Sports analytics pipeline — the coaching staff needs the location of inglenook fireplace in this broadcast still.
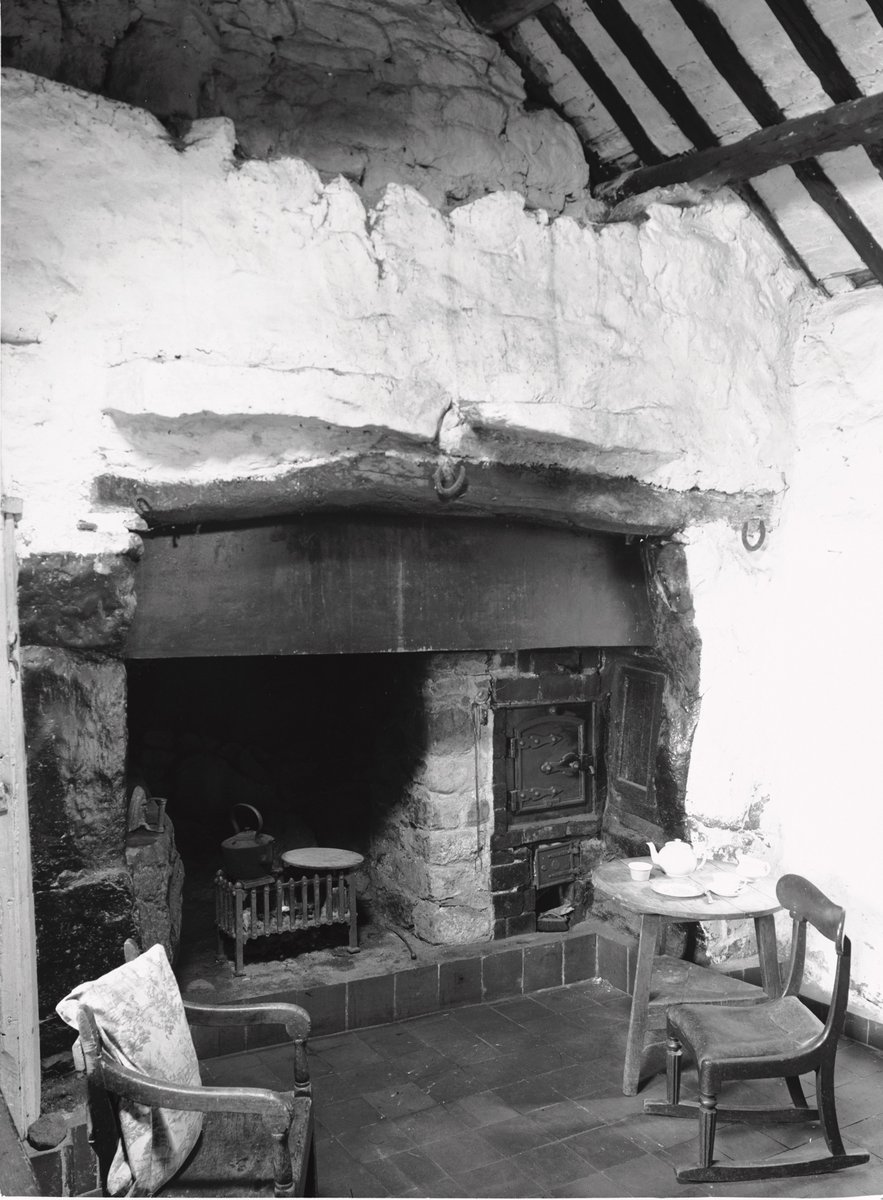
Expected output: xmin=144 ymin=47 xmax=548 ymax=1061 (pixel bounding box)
xmin=122 ymin=511 xmax=690 ymax=964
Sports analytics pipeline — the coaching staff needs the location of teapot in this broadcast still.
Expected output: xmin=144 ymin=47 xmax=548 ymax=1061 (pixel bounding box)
xmin=646 ymin=839 xmax=705 ymax=877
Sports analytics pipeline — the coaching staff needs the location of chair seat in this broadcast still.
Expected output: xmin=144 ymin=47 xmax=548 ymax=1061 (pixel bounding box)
xmin=158 ymin=1100 xmax=314 ymax=1198
xmin=669 ymin=996 xmax=824 ymax=1066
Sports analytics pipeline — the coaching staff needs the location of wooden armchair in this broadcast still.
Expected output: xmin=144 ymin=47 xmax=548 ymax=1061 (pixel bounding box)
xmin=645 ymin=874 xmax=869 ymax=1184
xmin=65 ymin=941 xmax=316 ymax=1197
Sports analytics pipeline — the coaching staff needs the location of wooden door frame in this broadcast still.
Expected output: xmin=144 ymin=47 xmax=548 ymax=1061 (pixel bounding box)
xmin=0 ymin=490 xmax=40 ymax=1135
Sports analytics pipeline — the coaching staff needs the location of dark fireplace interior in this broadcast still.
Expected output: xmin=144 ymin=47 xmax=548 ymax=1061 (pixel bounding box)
xmin=125 ymin=638 xmax=684 ymax=990
xmin=126 ymin=653 xmax=433 ymax=967
xmin=127 ymin=654 xmax=433 ymax=866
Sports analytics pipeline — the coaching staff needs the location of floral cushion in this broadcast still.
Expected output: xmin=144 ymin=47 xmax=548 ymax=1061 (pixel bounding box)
xmin=56 ymin=944 xmax=203 ymax=1196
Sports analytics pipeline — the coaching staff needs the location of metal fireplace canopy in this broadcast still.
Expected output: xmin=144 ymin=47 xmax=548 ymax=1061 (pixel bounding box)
xmin=124 ymin=513 xmax=653 ymax=657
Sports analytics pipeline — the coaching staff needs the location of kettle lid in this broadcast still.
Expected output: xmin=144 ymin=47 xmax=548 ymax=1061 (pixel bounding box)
xmin=222 ymin=828 xmax=272 ymax=849
xmin=222 ymin=804 xmax=272 ymax=848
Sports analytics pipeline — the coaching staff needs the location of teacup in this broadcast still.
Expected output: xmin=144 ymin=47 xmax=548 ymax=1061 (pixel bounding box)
xmin=736 ymin=855 xmax=770 ymax=880
xmin=628 ymin=861 xmax=653 ymax=882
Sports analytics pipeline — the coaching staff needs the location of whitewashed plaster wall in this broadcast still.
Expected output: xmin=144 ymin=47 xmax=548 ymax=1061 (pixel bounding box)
xmin=771 ymin=288 xmax=883 ymax=1020
xmin=2 ymin=69 xmax=803 ymax=559
xmin=683 ymin=289 xmax=883 ymax=1022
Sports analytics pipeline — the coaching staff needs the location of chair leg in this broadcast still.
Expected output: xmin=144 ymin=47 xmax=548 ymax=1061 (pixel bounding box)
xmin=270 ymin=1127 xmax=296 ymax=1198
xmin=785 ymin=1074 xmax=810 ymax=1108
xmin=305 ymin=1137 xmax=318 ymax=1198
xmin=643 ymin=1033 xmax=699 ymax=1118
xmin=666 ymin=1034 xmax=683 ymax=1104
xmin=698 ymin=1092 xmax=718 ymax=1169
xmin=816 ymin=1063 xmax=846 ymax=1156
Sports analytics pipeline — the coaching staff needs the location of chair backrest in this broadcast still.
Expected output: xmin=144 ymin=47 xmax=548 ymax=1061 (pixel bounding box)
xmin=776 ymin=874 xmax=845 ymax=945
xmin=776 ymin=873 xmax=850 ymax=1047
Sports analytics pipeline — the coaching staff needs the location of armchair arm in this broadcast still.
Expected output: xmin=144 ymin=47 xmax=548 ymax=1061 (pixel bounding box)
xmin=183 ymin=1000 xmax=311 ymax=1041
xmin=183 ymin=1001 xmax=312 ymax=1095
xmin=96 ymin=1055 xmax=298 ymax=1133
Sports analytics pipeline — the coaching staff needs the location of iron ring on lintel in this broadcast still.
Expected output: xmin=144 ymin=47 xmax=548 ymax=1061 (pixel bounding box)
xmin=433 ymin=460 xmax=468 ymax=500
xmin=741 ymin=518 xmax=766 ymax=552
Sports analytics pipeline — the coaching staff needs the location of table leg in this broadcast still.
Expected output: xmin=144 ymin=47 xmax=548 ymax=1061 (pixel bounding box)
xmin=623 ymin=912 xmax=661 ymax=1096
xmin=755 ymin=914 xmax=781 ymax=998
xmin=347 ymin=871 xmax=359 ymax=953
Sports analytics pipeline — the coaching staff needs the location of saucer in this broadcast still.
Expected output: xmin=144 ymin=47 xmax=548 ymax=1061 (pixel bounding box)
xmin=650 ymin=877 xmax=705 ymax=898
xmin=707 ymin=874 xmax=742 ymax=897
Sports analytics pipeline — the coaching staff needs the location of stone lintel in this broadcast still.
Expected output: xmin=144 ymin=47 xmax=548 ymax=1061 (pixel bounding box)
xmin=93 ymin=445 xmax=775 ymax=538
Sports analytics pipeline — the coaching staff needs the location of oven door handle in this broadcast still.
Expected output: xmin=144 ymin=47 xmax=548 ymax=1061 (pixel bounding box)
xmin=539 ymin=752 xmax=593 ymax=776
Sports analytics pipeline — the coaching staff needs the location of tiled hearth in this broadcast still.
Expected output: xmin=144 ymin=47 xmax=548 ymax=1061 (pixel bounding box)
xmin=186 ymin=921 xmax=620 ymax=1058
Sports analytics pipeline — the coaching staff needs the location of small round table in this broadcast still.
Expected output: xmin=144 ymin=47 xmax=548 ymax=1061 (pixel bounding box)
xmin=592 ymin=857 xmax=782 ymax=1095
xmin=281 ymin=847 xmax=364 ymax=952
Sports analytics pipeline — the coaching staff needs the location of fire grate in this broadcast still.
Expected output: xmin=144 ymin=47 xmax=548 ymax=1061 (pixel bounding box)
xmin=215 ymin=861 xmax=359 ymax=974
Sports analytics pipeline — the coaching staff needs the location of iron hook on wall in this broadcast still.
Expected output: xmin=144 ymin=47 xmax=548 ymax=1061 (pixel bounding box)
xmin=741 ymin=518 xmax=766 ymax=552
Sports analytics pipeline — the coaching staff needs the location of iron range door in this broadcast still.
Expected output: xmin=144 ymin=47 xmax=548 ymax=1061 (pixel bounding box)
xmin=503 ymin=703 xmax=598 ymax=824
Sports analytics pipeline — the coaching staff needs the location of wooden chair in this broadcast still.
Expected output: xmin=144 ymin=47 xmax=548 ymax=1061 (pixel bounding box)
xmin=644 ymin=873 xmax=869 ymax=1183
xmin=74 ymin=940 xmax=316 ymax=1197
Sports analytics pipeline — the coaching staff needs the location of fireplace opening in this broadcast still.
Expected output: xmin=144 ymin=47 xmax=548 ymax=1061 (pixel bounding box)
xmin=116 ymin=517 xmax=695 ymax=992
xmin=126 ymin=652 xmax=434 ymax=974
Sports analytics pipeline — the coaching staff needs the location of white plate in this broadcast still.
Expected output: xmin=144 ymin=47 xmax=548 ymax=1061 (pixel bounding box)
xmin=650 ymin=877 xmax=705 ymax=898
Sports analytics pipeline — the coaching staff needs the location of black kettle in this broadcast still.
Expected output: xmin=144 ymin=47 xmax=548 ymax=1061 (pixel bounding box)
xmin=221 ymin=804 xmax=276 ymax=880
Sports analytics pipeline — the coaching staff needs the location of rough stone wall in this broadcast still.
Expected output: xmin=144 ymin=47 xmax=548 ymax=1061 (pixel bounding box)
xmin=1 ymin=0 xmax=589 ymax=213
xmin=2 ymin=69 xmax=804 ymax=561
xmin=21 ymin=646 xmax=138 ymax=1040
xmin=368 ymin=653 xmax=493 ymax=944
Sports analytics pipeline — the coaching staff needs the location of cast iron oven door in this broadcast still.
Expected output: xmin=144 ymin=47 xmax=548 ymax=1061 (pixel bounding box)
xmin=505 ymin=705 xmax=595 ymax=821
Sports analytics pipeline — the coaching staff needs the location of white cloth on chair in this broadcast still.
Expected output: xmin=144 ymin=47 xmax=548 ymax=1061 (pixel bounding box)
xmin=57 ymin=943 xmax=203 ymax=1196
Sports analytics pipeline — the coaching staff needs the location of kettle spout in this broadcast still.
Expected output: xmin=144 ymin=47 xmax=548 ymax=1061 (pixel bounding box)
xmin=646 ymin=842 xmax=659 ymax=864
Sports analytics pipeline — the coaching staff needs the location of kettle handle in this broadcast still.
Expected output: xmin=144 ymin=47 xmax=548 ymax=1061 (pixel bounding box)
xmin=230 ymin=803 xmax=263 ymax=834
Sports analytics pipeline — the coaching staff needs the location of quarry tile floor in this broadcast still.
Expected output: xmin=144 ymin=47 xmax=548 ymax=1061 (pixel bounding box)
xmin=201 ymin=978 xmax=883 ymax=1198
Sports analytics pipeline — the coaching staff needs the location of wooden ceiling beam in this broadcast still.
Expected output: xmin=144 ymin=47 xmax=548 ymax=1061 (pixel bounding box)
xmin=667 ymin=0 xmax=883 ymax=285
xmin=536 ymin=5 xmax=665 ymax=164
xmin=578 ymin=0 xmax=816 ymax=284
xmin=765 ymin=0 xmax=861 ymax=101
xmin=596 ymin=92 xmax=883 ymax=200
xmin=764 ymin=0 xmax=883 ymax=181
xmin=582 ymin=0 xmax=718 ymax=149
xmin=458 ymin=0 xmax=554 ymax=34
xmin=790 ymin=158 xmax=883 ymax=282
